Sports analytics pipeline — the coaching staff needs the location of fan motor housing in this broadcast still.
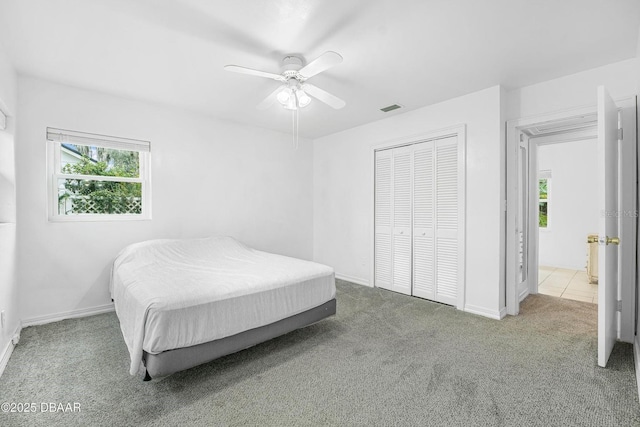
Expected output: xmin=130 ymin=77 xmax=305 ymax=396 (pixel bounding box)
xmin=282 ymin=55 xmax=303 ymax=72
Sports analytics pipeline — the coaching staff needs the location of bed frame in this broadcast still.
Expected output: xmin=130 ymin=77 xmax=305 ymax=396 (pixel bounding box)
xmin=141 ymin=299 xmax=336 ymax=380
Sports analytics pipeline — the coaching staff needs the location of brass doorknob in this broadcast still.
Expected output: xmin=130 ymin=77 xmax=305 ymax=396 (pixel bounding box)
xmin=588 ymin=235 xmax=620 ymax=245
xmin=606 ymin=236 xmax=620 ymax=245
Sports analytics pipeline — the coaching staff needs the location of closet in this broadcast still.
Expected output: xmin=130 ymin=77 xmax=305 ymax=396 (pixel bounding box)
xmin=374 ymin=135 xmax=463 ymax=306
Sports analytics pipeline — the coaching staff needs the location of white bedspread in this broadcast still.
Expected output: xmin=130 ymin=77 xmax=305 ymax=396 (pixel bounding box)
xmin=110 ymin=236 xmax=335 ymax=375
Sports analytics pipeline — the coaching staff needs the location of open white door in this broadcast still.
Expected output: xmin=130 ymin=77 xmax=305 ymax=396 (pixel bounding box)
xmin=597 ymin=86 xmax=619 ymax=368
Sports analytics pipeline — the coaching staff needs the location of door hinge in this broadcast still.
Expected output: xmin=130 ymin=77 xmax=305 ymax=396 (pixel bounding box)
xmin=618 ymin=128 xmax=623 ymax=140
xmin=617 ymin=300 xmax=622 ymax=312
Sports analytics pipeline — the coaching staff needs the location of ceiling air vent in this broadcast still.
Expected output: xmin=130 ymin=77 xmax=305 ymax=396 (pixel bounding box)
xmin=380 ymin=104 xmax=402 ymax=113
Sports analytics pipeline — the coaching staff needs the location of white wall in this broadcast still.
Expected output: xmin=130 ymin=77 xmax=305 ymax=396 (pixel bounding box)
xmin=16 ymin=76 xmax=314 ymax=323
xmin=313 ymin=86 xmax=504 ymax=319
xmin=9 ymin=56 xmax=640 ymax=331
xmin=507 ymin=58 xmax=639 ymax=119
xmin=314 ymin=60 xmax=638 ymax=321
xmin=537 ymin=140 xmax=598 ymax=270
xmin=0 ymin=43 xmax=18 ymax=373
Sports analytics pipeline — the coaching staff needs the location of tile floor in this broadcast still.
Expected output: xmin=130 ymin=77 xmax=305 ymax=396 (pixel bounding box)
xmin=538 ymin=266 xmax=598 ymax=304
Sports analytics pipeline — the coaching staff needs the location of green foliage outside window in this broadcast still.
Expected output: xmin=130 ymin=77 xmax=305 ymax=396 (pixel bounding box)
xmin=539 ymin=178 xmax=548 ymax=228
xmin=58 ymin=145 xmax=142 ymax=215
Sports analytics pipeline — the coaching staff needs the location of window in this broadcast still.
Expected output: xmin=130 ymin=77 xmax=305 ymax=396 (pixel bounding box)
xmin=47 ymin=128 xmax=151 ymax=221
xmin=538 ymin=170 xmax=551 ymax=229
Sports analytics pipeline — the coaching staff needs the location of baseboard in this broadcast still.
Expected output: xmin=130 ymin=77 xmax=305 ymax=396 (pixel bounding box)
xmin=464 ymin=304 xmax=505 ymax=320
xmin=0 ymin=323 xmax=21 ymax=378
xmin=21 ymin=303 xmax=115 ymax=327
xmin=498 ymin=307 xmax=507 ymax=319
xmin=335 ymin=273 xmax=371 ymax=287
xmin=634 ymin=336 xmax=640 ymax=403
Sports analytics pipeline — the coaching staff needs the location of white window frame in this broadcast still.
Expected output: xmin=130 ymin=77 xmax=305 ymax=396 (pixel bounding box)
xmin=46 ymin=128 xmax=151 ymax=222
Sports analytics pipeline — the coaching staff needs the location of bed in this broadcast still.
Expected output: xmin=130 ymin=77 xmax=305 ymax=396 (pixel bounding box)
xmin=109 ymin=236 xmax=336 ymax=380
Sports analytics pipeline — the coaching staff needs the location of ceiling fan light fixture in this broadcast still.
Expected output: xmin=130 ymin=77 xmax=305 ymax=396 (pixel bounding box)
xmin=284 ymin=95 xmax=297 ymax=110
xmin=296 ymin=89 xmax=311 ymax=108
xmin=225 ymin=51 xmax=345 ymax=112
xmin=277 ymin=88 xmax=292 ymax=105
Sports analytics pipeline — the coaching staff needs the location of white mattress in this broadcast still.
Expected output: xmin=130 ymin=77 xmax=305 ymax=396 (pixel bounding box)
xmin=110 ymin=236 xmax=335 ymax=375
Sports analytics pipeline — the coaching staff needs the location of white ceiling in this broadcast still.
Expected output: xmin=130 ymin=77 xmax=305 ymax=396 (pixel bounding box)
xmin=0 ymin=0 xmax=638 ymax=139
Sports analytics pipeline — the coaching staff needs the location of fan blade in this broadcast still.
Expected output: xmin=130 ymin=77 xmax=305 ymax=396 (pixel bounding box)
xmin=224 ymin=65 xmax=286 ymax=81
xmin=298 ymin=51 xmax=343 ymax=79
xmin=257 ymin=85 xmax=286 ymax=110
xmin=302 ymin=84 xmax=346 ymax=109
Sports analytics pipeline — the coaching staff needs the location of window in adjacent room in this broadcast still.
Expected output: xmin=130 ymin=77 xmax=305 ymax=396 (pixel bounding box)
xmin=538 ymin=170 xmax=551 ymax=229
xmin=47 ymin=128 xmax=151 ymax=221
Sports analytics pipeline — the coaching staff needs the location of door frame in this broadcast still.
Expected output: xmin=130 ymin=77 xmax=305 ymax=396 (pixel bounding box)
xmin=505 ymin=97 xmax=637 ymax=342
xmin=370 ymin=124 xmax=467 ymax=310
xmin=525 ymin=127 xmax=599 ymax=294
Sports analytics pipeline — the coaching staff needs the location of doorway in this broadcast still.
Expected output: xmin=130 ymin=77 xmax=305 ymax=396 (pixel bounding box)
xmin=506 ymin=96 xmax=637 ymax=346
xmin=535 ymin=137 xmax=599 ymax=305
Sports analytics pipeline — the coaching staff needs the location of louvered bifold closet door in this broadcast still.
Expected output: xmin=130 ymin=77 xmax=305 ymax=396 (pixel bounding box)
xmin=376 ymin=136 xmax=461 ymax=304
xmin=391 ymin=146 xmax=413 ymax=295
xmin=434 ymin=136 xmax=459 ymax=305
xmin=412 ymin=141 xmax=435 ymax=300
xmin=374 ymin=149 xmax=393 ymax=291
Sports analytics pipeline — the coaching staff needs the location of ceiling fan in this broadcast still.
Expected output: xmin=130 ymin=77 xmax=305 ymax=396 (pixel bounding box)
xmin=224 ymin=51 xmax=346 ymax=111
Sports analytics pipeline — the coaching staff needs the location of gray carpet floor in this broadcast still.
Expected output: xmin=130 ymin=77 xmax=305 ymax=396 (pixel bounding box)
xmin=1 ymin=279 xmax=639 ymax=426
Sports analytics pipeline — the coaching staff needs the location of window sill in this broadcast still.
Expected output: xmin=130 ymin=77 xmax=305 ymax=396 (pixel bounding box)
xmin=48 ymin=215 xmax=151 ymax=223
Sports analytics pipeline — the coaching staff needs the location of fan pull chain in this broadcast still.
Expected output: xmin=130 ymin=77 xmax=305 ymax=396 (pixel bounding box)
xmin=291 ymin=109 xmax=295 ymax=149
xmin=291 ymin=108 xmax=299 ymax=150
